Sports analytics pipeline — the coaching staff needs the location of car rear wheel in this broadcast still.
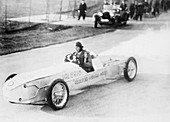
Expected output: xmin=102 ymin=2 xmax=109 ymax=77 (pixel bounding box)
xmin=47 ymin=79 xmax=69 ymax=110
xmin=124 ymin=57 xmax=137 ymax=82
xmin=5 ymin=74 xmax=17 ymax=82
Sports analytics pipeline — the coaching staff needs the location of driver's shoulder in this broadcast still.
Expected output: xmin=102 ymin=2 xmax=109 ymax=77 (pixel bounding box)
xmin=82 ymin=50 xmax=90 ymax=55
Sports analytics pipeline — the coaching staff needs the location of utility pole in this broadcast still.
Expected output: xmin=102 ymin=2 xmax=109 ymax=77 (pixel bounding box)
xmin=29 ymin=0 xmax=32 ymax=26
xmin=67 ymin=1 xmax=71 ymax=18
xmin=59 ymin=0 xmax=63 ymax=21
xmin=46 ymin=0 xmax=50 ymax=24
xmin=73 ymin=0 xmax=77 ymax=18
xmin=0 ymin=0 xmax=1 ymax=16
xmin=5 ymin=0 xmax=8 ymax=31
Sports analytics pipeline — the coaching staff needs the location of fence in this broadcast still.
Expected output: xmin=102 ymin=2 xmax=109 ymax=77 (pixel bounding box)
xmin=0 ymin=0 xmax=101 ymax=32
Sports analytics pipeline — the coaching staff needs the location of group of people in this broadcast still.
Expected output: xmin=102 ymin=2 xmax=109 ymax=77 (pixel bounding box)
xmin=103 ymin=0 xmax=168 ymax=21
xmin=77 ymin=0 xmax=168 ymax=21
xmin=129 ymin=0 xmax=168 ymax=21
xmin=103 ymin=0 xmax=143 ymax=21
xmin=129 ymin=0 xmax=144 ymax=21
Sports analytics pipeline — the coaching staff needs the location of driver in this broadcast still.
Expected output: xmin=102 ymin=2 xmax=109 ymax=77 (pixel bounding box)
xmin=70 ymin=42 xmax=94 ymax=72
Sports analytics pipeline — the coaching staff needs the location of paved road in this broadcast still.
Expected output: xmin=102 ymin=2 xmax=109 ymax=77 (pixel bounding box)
xmin=1 ymin=12 xmax=170 ymax=122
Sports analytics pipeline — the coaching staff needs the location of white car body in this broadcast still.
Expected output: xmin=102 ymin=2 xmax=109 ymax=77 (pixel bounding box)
xmin=3 ymin=54 xmax=137 ymax=109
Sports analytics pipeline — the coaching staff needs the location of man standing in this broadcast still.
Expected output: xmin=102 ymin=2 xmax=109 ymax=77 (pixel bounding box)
xmin=135 ymin=2 xmax=144 ymax=21
xmin=120 ymin=0 xmax=128 ymax=11
xmin=143 ymin=0 xmax=149 ymax=14
xmin=162 ymin=0 xmax=168 ymax=13
xmin=78 ymin=0 xmax=87 ymax=20
xmin=129 ymin=1 xmax=136 ymax=19
xmin=152 ymin=0 xmax=160 ymax=16
xmin=120 ymin=0 xmax=128 ymax=21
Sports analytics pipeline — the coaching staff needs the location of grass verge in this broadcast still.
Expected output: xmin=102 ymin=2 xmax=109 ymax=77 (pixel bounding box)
xmin=0 ymin=22 xmax=115 ymax=56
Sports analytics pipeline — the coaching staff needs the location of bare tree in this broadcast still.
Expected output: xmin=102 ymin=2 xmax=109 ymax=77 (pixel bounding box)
xmin=73 ymin=0 xmax=77 ymax=18
xmin=29 ymin=0 xmax=32 ymax=26
xmin=46 ymin=0 xmax=50 ymax=23
xmin=0 ymin=0 xmax=1 ymax=14
xmin=59 ymin=0 xmax=63 ymax=21
xmin=0 ymin=0 xmax=2 ymax=22
xmin=5 ymin=0 xmax=8 ymax=31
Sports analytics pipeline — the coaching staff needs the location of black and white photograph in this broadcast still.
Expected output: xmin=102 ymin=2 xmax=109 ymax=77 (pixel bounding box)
xmin=0 ymin=0 xmax=170 ymax=122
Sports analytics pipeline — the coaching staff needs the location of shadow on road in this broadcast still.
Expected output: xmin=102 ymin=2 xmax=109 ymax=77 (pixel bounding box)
xmin=39 ymin=75 xmax=141 ymax=116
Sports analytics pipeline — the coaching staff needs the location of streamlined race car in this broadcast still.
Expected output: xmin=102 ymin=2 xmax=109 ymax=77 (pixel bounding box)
xmin=3 ymin=53 xmax=137 ymax=110
xmin=93 ymin=4 xmax=129 ymax=28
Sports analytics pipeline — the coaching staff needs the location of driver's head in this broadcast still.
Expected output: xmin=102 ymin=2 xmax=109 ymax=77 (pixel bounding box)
xmin=75 ymin=42 xmax=83 ymax=52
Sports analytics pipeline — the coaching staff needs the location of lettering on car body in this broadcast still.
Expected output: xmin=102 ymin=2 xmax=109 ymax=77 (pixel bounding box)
xmin=75 ymin=77 xmax=88 ymax=85
xmin=88 ymin=73 xmax=99 ymax=80
xmin=62 ymin=70 xmax=82 ymax=80
xmin=74 ymin=73 xmax=100 ymax=85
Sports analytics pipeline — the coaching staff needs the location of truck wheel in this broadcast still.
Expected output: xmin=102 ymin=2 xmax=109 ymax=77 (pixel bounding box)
xmin=5 ymin=74 xmax=17 ymax=82
xmin=94 ymin=20 xmax=98 ymax=28
xmin=47 ymin=79 xmax=69 ymax=110
xmin=124 ymin=57 xmax=137 ymax=82
xmin=114 ymin=20 xmax=120 ymax=28
xmin=122 ymin=21 xmax=127 ymax=26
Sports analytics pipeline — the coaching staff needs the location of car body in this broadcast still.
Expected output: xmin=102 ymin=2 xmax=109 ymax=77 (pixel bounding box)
xmin=93 ymin=4 xmax=129 ymax=28
xmin=3 ymin=54 xmax=137 ymax=110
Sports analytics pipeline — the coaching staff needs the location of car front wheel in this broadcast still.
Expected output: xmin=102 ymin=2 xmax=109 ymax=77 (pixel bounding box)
xmin=124 ymin=57 xmax=137 ymax=82
xmin=47 ymin=79 xmax=69 ymax=110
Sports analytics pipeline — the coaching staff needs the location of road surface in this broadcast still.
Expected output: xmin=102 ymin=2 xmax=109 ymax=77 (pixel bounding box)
xmin=1 ymin=12 xmax=170 ymax=122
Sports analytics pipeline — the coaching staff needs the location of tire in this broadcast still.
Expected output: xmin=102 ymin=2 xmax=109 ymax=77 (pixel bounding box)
xmin=94 ymin=20 xmax=98 ymax=28
xmin=46 ymin=79 xmax=69 ymax=110
xmin=5 ymin=74 xmax=17 ymax=82
xmin=122 ymin=21 xmax=127 ymax=26
xmin=114 ymin=16 xmax=120 ymax=28
xmin=124 ymin=57 xmax=137 ymax=82
xmin=114 ymin=21 xmax=119 ymax=28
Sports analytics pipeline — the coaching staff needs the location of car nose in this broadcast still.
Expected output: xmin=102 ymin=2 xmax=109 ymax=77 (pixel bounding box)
xmin=3 ymin=83 xmax=39 ymax=103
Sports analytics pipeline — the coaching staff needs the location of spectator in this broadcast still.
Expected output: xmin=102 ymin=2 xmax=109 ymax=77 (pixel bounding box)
xmin=78 ymin=0 xmax=87 ymax=20
xmin=136 ymin=2 xmax=144 ymax=21
xmin=133 ymin=1 xmax=138 ymax=20
xmin=120 ymin=0 xmax=128 ymax=11
xmin=143 ymin=0 xmax=149 ymax=14
xmin=152 ymin=0 xmax=160 ymax=16
xmin=129 ymin=1 xmax=136 ymax=19
xmin=162 ymin=0 xmax=168 ymax=12
xmin=120 ymin=0 xmax=128 ymax=21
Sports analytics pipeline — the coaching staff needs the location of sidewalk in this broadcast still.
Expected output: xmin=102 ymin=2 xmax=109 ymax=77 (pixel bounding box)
xmin=8 ymin=11 xmax=170 ymax=29
xmin=9 ymin=14 xmax=94 ymax=27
